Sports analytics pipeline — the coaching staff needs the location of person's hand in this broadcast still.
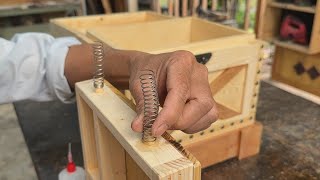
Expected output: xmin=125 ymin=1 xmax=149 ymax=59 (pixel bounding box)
xmin=129 ymin=50 xmax=218 ymax=136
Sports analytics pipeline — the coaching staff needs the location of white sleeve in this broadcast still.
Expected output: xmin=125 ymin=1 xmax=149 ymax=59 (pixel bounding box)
xmin=0 ymin=32 xmax=81 ymax=104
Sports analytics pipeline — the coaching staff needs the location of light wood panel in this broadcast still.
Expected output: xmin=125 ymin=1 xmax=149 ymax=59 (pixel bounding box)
xmin=272 ymin=47 xmax=320 ymax=97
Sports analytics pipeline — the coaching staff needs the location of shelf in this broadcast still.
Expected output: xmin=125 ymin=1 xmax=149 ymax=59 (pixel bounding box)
xmin=0 ymin=23 xmax=50 ymax=39
xmin=273 ymin=39 xmax=309 ymax=54
xmin=0 ymin=3 xmax=81 ymax=18
xmin=269 ymin=2 xmax=316 ymax=14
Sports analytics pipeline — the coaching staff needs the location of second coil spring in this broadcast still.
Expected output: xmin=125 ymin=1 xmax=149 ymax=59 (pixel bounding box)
xmin=140 ymin=70 xmax=160 ymax=143
xmin=92 ymin=41 xmax=104 ymax=89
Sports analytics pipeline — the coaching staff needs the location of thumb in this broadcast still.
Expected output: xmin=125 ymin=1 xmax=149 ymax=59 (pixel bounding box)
xmin=130 ymin=79 xmax=145 ymax=132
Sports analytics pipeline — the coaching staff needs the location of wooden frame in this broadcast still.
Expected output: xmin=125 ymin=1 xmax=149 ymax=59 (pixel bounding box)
xmin=256 ymin=0 xmax=320 ymax=54
xmin=76 ymin=80 xmax=201 ymax=180
xmin=272 ymin=46 xmax=320 ymax=97
xmin=50 ymin=11 xmax=170 ymax=43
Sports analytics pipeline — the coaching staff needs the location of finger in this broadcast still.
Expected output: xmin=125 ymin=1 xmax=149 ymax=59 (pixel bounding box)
xmin=131 ymin=113 xmax=143 ymax=132
xmin=152 ymin=57 xmax=193 ymax=136
xmin=172 ymin=64 xmax=213 ymax=130
xmin=183 ymin=107 xmax=218 ymax=134
xmin=129 ymin=77 xmax=145 ymax=132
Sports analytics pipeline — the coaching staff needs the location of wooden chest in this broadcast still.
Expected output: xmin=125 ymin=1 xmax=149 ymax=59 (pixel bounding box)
xmin=272 ymin=46 xmax=320 ymax=97
xmin=52 ymin=13 xmax=267 ymax=179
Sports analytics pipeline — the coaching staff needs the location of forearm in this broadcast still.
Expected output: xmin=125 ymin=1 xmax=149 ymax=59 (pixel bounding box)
xmin=64 ymin=43 xmax=147 ymax=90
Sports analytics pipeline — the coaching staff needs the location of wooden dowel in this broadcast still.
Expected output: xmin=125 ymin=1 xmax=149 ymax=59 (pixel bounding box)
xmin=244 ymin=0 xmax=251 ymax=30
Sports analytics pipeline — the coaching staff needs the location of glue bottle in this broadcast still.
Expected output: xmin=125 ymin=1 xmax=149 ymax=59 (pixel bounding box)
xmin=58 ymin=143 xmax=85 ymax=180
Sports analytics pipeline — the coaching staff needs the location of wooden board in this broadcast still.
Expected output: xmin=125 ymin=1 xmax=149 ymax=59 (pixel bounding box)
xmin=272 ymin=46 xmax=320 ymax=97
xmin=76 ymin=80 xmax=201 ymax=180
xmin=50 ymin=11 xmax=170 ymax=43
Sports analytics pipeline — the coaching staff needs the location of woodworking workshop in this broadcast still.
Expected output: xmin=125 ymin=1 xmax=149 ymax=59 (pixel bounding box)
xmin=0 ymin=0 xmax=319 ymax=179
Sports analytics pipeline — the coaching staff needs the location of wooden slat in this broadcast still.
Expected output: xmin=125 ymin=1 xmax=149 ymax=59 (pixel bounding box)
xmin=192 ymin=0 xmax=199 ymax=15
xmin=244 ymin=0 xmax=251 ymax=30
xmin=126 ymin=152 xmax=150 ymax=180
xmin=182 ymin=0 xmax=188 ymax=16
xmin=211 ymin=0 xmax=218 ymax=11
xmin=168 ymin=0 xmax=174 ymax=16
xmin=201 ymin=0 xmax=208 ymax=10
xmin=93 ymin=114 xmax=126 ymax=180
xmin=216 ymin=102 xmax=241 ymax=119
xmin=76 ymin=94 xmax=99 ymax=180
xmin=210 ymin=65 xmax=245 ymax=95
xmin=101 ymin=0 xmax=112 ymax=14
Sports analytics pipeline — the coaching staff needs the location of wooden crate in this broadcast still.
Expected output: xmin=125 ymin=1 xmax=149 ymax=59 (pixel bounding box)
xmin=50 ymin=11 xmax=170 ymax=43
xmin=256 ymin=0 xmax=320 ymax=54
xmin=76 ymin=80 xmax=201 ymax=180
xmin=86 ymin=17 xmax=265 ymax=168
xmin=272 ymin=46 xmax=320 ymax=97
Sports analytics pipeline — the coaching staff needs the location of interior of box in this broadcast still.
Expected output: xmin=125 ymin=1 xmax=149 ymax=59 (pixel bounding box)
xmin=87 ymin=18 xmax=246 ymax=52
xmin=53 ymin=12 xmax=169 ymax=35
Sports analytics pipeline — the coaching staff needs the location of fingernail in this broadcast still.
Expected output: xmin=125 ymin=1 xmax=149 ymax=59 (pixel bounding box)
xmin=153 ymin=123 xmax=169 ymax=137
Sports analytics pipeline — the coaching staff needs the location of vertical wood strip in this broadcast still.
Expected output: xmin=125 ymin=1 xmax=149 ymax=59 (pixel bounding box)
xmin=211 ymin=0 xmax=218 ymax=11
xmin=244 ymin=0 xmax=251 ymax=30
xmin=182 ymin=0 xmax=188 ymax=16
xmin=75 ymin=93 xmax=99 ymax=179
xmin=93 ymin=114 xmax=126 ymax=180
xmin=202 ymin=0 xmax=208 ymax=10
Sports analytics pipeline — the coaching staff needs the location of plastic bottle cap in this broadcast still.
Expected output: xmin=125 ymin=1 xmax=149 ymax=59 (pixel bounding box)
xmin=67 ymin=162 xmax=76 ymax=173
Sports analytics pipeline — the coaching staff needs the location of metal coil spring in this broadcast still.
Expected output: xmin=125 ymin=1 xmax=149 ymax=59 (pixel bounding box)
xmin=92 ymin=41 xmax=104 ymax=90
xmin=140 ymin=70 xmax=159 ymax=143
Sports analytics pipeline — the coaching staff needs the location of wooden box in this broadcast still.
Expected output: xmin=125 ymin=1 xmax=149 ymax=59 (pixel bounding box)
xmin=50 ymin=11 xmax=170 ymax=43
xmin=256 ymin=0 xmax=320 ymax=54
xmin=86 ymin=17 xmax=265 ymax=168
xmin=272 ymin=46 xmax=320 ymax=97
xmin=76 ymin=81 xmax=201 ymax=180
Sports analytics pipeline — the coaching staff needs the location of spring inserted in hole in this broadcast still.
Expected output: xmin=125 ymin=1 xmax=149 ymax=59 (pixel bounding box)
xmin=140 ymin=70 xmax=159 ymax=144
xmin=92 ymin=41 xmax=104 ymax=91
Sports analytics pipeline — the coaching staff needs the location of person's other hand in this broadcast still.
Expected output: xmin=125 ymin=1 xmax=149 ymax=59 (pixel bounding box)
xmin=129 ymin=50 xmax=219 ymax=136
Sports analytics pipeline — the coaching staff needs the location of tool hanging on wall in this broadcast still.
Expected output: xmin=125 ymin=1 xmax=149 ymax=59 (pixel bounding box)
xmin=280 ymin=15 xmax=308 ymax=45
xmin=140 ymin=70 xmax=160 ymax=144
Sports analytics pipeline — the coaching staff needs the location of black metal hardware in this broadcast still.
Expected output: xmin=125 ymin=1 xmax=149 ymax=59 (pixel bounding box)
xmin=195 ymin=52 xmax=212 ymax=65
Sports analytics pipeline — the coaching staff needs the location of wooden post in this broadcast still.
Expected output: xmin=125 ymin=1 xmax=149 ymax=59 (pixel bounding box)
xmin=168 ymin=0 xmax=174 ymax=16
xmin=244 ymin=0 xmax=251 ymax=30
xmin=182 ymin=0 xmax=188 ymax=16
xmin=192 ymin=0 xmax=199 ymax=16
xmin=174 ymin=0 xmax=180 ymax=17
xmin=127 ymin=0 xmax=138 ymax=12
xmin=202 ymin=0 xmax=208 ymax=11
xmin=101 ymin=0 xmax=112 ymax=14
xmin=211 ymin=0 xmax=218 ymax=11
